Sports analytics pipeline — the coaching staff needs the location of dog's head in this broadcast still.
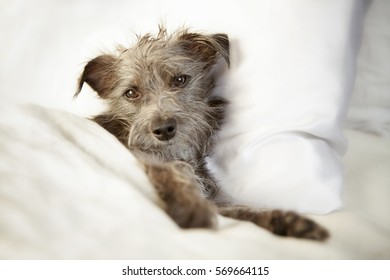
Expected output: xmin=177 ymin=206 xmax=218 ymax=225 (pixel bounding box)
xmin=76 ymin=27 xmax=229 ymax=164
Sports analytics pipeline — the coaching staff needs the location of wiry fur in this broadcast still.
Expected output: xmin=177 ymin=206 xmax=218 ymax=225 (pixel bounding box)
xmin=76 ymin=27 xmax=328 ymax=240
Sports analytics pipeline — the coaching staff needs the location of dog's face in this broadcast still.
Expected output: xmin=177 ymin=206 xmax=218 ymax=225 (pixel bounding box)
xmin=76 ymin=28 xmax=229 ymax=164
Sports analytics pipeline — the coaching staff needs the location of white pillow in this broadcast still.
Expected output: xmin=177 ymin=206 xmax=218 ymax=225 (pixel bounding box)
xmin=208 ymin=0 xmax=367 ymax=214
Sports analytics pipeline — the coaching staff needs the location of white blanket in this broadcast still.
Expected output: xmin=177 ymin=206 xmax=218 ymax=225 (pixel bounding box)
xmin=0 ymin=104 xmax=389 ymax=259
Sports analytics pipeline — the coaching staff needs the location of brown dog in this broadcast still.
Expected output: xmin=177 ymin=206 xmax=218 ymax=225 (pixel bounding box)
xmin=76 ymin=27 xmax=328 ymax=240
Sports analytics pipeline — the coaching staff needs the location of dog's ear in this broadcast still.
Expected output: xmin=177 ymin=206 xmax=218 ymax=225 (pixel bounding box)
xmin=209 ymin=33 xmax=230 ymax=67
xmin=178 ymin=32 xmax=230 ymax=68
xmin=75 ymin=54 xmax=118 ymax=99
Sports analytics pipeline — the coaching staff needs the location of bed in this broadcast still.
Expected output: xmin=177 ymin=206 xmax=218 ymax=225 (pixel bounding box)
xmin=0 ymin=0 xmax=389 ymax=259
xmin=0 ymin=104 xmax=389 ymax=259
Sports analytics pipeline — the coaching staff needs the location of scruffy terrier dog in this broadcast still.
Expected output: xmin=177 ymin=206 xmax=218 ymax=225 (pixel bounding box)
xmin=75 ymin=27 xmax=328 ymax=240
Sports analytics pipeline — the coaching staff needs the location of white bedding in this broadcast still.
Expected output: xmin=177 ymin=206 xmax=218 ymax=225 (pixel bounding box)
xmin=1 ymin=0 xmax=389 ymax=260
xmin=0 ymin=104 xmax=389 ymax=259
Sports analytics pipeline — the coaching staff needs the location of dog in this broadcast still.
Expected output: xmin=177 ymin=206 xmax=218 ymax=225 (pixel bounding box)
xmin=75 ymin=27 xmax=328 ymax=240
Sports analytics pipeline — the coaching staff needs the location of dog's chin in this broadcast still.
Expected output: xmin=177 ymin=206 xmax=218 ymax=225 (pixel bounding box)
xmin=129 ymin=140 xmax=199 ymax=165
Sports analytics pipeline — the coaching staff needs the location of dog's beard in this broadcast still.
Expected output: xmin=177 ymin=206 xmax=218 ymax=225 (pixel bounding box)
xmin=128 ymin=134 xmax=199 ymax=164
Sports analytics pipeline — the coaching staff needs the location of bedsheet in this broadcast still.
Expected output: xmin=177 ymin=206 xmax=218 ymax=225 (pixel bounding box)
xmin=0 ymin=104 xmax=389 ymax=259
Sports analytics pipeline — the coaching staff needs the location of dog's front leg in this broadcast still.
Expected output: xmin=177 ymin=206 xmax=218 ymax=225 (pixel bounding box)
xmin=144 ymin=160 xmax=217 ymax=229
xmin=218 ymin=206 xmax=329 ymax=241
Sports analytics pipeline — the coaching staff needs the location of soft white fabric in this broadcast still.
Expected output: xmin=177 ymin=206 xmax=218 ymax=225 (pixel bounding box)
xmin=0 ymin=105 xmax=389 ymax=259
xmin=210 ymin=1 xmax=367 ymax=214
xmin=0 ymin=0 xmax=366 ymax=214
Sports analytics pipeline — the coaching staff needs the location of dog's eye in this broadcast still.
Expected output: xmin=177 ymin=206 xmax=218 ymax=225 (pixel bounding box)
xmin=172 ymin=75 xmax=189 ymax=88
xmin=123 ymin=88 xmax=139 ymax=99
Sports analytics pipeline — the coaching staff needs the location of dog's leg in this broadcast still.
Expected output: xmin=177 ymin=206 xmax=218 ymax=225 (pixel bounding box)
xmin=144 ymin=160 xmax=217 ymax=229
xmin=218 ymin=206 xmax=329 ymax=241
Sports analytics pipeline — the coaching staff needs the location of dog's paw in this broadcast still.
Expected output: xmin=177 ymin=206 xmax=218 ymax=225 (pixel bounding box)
xmin=219 ymin=206 xmax=328 ymax=241
xmin=272 ymin=211 xmax=329 ymax=241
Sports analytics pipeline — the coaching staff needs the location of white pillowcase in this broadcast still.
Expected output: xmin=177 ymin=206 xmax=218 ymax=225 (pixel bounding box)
xmin=208 ymin=0 xmax=367 ymax=214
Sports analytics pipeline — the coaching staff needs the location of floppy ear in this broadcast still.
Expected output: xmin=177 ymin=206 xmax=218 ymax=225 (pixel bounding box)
xmin=75 ymin=54 xmax=118 ymax=99
xmin=178 ymin=32 xmax=230 ymax=68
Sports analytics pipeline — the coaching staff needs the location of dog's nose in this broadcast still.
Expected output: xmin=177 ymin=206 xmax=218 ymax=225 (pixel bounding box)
xmin=151 ymin=117 xmax=177 ymax=141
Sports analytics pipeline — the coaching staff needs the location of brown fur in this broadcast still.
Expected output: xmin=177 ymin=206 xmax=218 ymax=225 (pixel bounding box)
xmin=75 ymin=27 xmax=328 ymax=241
